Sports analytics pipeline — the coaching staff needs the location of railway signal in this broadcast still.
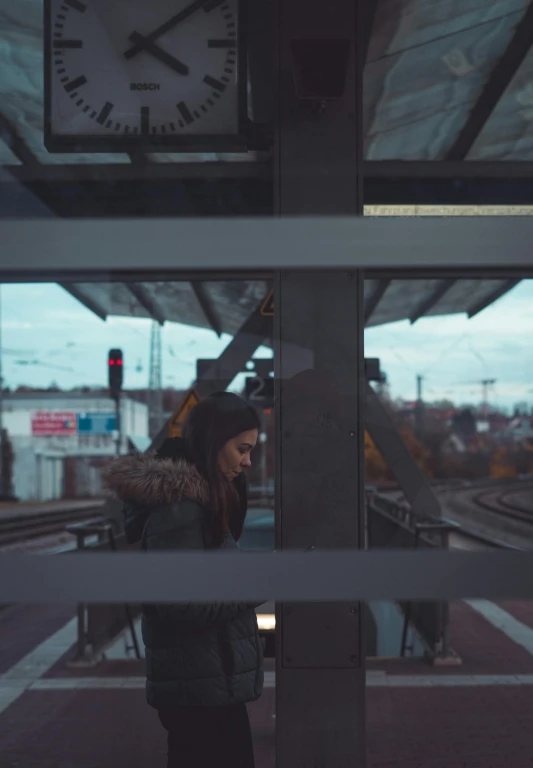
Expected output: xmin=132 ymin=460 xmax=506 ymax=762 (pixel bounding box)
xmin=108 ymin=349 xmax=123 ymax=397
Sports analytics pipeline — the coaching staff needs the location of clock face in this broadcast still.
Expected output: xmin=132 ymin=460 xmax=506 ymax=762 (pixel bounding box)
xmin=46 ymin=0 xmax=240 ymax=143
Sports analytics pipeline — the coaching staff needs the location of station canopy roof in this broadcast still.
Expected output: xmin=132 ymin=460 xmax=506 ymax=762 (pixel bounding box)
xmin=1 ymin=0 xmax=533 ymax=169
xmin=0 ymin=0 xmax=530 ymax=333
xmin=60 ymin=276 xmax=522 ymax=333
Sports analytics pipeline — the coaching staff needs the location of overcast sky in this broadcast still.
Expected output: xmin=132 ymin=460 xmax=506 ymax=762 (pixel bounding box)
xmin=2 ymin=280 xmax=532 ymax=414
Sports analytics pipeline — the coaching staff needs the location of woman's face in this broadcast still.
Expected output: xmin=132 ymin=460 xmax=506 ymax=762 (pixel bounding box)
xmin=218 ymin=429 xmax=259 ymax=481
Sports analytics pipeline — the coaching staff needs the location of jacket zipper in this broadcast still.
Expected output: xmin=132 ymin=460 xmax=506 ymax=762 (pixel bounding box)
xmin=217 ymin=629 xmax=234 ymax=698
xmin=254 ymin=617 xmax=262 ymax=694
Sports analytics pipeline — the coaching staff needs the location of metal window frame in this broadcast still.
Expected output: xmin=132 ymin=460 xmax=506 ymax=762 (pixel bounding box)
xmin=2 ymin=216 xmax=533 ymax=274
xmin=1 ymin=215 xmax=533 ymax=603
xmin=1 ymin=551 xmax=533 ymax=602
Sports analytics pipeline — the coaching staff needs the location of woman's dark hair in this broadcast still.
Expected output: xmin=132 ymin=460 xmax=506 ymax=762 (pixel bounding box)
xmin=158 ymin=392 xmax=260 ymax=545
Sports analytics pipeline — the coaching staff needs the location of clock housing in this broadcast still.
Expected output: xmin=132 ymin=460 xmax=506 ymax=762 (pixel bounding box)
xmin=44 ymin=0 xmax=252 ymax=152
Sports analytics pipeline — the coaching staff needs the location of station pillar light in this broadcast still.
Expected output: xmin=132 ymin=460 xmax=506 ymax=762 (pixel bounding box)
xmin=108 ymin=349 xmax=123 ymax=399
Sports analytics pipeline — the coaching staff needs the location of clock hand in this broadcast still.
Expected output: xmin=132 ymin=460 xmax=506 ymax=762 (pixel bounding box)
xmin=128 ymin=32 xmax=189 ymax=75
xmin=124 ymin=0 xmax=208 ymax=60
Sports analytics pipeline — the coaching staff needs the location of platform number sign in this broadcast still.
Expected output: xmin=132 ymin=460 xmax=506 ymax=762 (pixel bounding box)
xmin=245 ymin=375 xmax=274 ymax=407
xmin=168 ymin=387 xmax=200 ymax=438
xmin=260 ymin=289 xmax=274 ymax=317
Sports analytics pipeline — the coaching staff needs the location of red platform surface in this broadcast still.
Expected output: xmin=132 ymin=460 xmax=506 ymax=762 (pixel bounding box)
xmin=2 ymin=598 xmax=533 ymax=767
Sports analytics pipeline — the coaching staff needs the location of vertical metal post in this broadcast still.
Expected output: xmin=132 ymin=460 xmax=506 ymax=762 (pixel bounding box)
xmin=76 ymin=532 xmax=87 ymax=661
xmin=108 ymin=528 xmax=141 ymax=660
xmin=0 ymin=284 xmax=4 ymax=498
xmin=415 ymin=374 xmax=424 ymax=438
xmin=273 ymin=2 xmax=364 ymax=761
xmin=114 ymin=393 xmax=121 ymax=457
xmin=440 ymin=527 xmax=451 ymax=657
xmin=275 ymin=272 xmax=365 ymax=766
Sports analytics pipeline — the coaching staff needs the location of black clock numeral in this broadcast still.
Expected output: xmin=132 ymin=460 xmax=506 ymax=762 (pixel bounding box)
xmin=207 ymin=39 xmax=237 ymax=48
xmin=64 ymin=75 xmax=87 ymax=93
xmin=53 ymin=39 xmax=83 ymax=49
xmin=65 ymin=0 xmax=87 ymax=11
xmin=203 ymin=0 xmax=225 ymax=11
xmin=97 ymin=102 xmax=114 ymax=125
xmin=141 ymin=107 xmax=150 ymax=135
xmin=177 ymin=102 xmax=194 ymax=125
xmin=204 ymin=75 xmax=226 ymax=92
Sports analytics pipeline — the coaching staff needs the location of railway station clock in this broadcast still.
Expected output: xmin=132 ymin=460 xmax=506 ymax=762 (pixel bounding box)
xmin=44 ymin=0 xmax=246 ymax=151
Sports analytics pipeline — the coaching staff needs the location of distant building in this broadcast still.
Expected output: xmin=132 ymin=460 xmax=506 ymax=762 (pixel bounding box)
xmin=1 ymin=392 xmax=149 ymax=502
xmin=506 ymin=416 xmax=533 ymax=445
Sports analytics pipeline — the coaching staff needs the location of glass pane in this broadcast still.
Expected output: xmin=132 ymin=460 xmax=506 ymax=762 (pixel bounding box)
xmin=0 ymin=0 xmax=273 ymax=218
xmin=0 ymin=602 xmax=275 ymax=766
xmin=364 ymin=276 xmax=533 ymax=764
xmin=0 ymin=273 xmax=274 ymax=764
xmin=367 ymin=598 xmax=533 ymax=767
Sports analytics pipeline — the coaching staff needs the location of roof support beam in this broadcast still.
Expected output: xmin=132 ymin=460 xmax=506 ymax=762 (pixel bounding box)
xmin=361 ymin=0 xmax=378 ymax=66
xmin=149 ymin=297 xmax=273 ymax=453
xmin=467 ymin=279 xmax=521 ymax=318
xmin=58 ymin=283 xmax=108 ymax=321
xmin=364 ymin=279 xmax=390 ymax=324
xmin=409 ymin=279 xmax=456 ymax=324
xmin=190 ymin=282 xmax=223 ymax=337
xmin=447 ymin=3 xmax=533 ymax=160
xmin=0 ymin=112 xmax=39 ymax=167
xmin=126 ymin=282 xmax=166 ymax=325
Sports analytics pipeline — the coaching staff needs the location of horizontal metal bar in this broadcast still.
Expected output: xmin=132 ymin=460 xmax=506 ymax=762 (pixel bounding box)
xmin=364 ymin=267 xmax=533 ymax=280
xmin=4 ymin=161 xmax=533 ymax=183
xmin=0 ymin=270 xmax=272 ymax=284
xmin=1 ymin=216 xmax=533 ymax=273
xmin=1 ymin=159 xmax=272 ymax=183
xmin=364 ymin=161 xmax=533 ymax=179
xmin=1 ymin=551 xmax=533 ymax=602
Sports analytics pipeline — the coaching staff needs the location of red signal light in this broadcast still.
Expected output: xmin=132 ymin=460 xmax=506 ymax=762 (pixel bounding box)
xmin=108 ymin=349 xmax=123 ymax=395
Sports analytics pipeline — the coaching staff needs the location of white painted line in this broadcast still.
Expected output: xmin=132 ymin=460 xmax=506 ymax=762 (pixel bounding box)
xmin=5 ymin=671 xmax=533 ymax=693
xmin=0 ymin=618 xmax=77 ymax=714
xmin=466 ymin=599 xmax=533 ymax=656
xmin=27 ymin=671 xmax=277 ymax=691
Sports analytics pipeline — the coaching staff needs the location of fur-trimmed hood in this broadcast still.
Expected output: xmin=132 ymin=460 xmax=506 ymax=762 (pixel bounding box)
xmin=102 ymin=451 xmax=249 ymax=545
xmin=102 ymin=452 xmax=209 ymax=507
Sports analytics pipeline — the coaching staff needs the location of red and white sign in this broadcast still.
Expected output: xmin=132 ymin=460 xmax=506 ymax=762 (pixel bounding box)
xmin=31 ymin=412 xmax=77 ymax=436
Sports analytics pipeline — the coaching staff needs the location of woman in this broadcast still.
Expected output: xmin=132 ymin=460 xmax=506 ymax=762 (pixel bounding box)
xmin=103 ymin=392 xmax=264 ymax=768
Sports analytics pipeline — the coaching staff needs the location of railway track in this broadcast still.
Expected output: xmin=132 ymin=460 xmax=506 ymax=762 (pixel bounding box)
xmin=0 ymin=503 xmax=106 ymax=550
xmin=374 ymin=477 xmax=533 ymax=549
xmin=470 ymin=483 xmax=533 ymax=524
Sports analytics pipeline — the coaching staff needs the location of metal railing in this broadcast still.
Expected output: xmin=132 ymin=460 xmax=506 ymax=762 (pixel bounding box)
xmin=66 ymin=521 xmax=141 ymax=665
xmin=365 ymin=488 xmax=456 ymax=662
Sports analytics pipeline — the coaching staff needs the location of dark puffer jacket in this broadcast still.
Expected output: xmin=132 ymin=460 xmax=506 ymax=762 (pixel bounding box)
xmin=102 ymin=453 xmax=264 ymax=709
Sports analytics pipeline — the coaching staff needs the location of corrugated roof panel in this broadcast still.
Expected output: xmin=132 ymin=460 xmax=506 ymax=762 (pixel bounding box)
xmin=139 ymin=282 xmax=206 ymax=327
xmin=0 ymin=0 xmax=130 ymax=165
xmin=424 ymin=278 xmax=517 ymax=316
xmin=62 ymin=281 xmax=268 ymax=335
xmin=365 ymin=108 xmax=467 ymax=160
xmin=366 ymin=278 xmax=437 ymax=326
xmin=201 ymin=281 xmax=267 ymax=335
xmin=62 ymin=282 xmax=150 ymax=320
xmin=58 ymin=278 xmax=522 ymax=335
xmin=468 ymin=47 xmax=533 ymax=159
xmin=364 ymin=278 xmax=521 ymax=328
xmin=365 ymin=9 xmax=524 ymax=160
xmin=1 ymin=0 xmax=532 ymax=169
xmin=367 ymin=0 xmax=528 ymax=61
xmin=0 ymin=140 xmax=22 ymax=165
